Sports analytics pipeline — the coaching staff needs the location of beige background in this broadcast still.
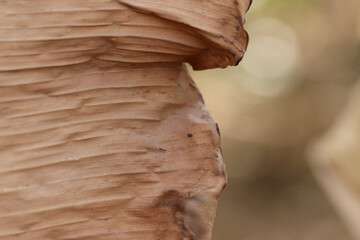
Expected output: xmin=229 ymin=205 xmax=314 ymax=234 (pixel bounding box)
xmin=191 ymin=0 xmax=360 ymax=239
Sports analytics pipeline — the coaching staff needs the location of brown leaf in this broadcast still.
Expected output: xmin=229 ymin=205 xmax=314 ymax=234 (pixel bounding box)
xmin=0 ymin=1 xmax=250 ymax=239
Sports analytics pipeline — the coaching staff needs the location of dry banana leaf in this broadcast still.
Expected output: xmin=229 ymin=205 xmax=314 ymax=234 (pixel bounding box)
xmin=0 ymin=1 xmax=250 ymax=239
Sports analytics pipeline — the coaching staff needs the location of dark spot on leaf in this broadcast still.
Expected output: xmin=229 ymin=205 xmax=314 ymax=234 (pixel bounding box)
xmin=248 ymin=0 xmax=253 ymax=11
xmin=235 ymin=56 xmax=244 ymax=65
xmin=215 ymin=123 xmax=221 ymax=136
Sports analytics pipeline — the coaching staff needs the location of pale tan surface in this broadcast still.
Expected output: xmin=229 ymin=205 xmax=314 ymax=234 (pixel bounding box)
xmin=310 ymin=81 xmax=360 ymax=240
xmin=191 ymin=0 xmax=359 ymax=239
xmin=0 ymin=0 xmax=250 ymax=239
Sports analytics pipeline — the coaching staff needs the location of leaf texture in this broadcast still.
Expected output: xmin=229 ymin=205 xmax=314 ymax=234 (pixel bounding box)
xmin=0 ymin=1 xmax=250 ymax=239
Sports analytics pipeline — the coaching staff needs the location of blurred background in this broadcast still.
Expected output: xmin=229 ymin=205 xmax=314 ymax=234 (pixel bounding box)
xmin=189 ymin=0 xmax=360 ymax=239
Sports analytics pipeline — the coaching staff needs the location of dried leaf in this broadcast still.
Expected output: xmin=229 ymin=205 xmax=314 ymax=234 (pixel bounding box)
xmin=0 ymin=1 xmax=250 ymax=239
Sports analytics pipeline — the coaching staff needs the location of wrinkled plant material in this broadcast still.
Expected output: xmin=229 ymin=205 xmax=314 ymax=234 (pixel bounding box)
xmin=0 ymin=1 xmax=250 ymax=239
